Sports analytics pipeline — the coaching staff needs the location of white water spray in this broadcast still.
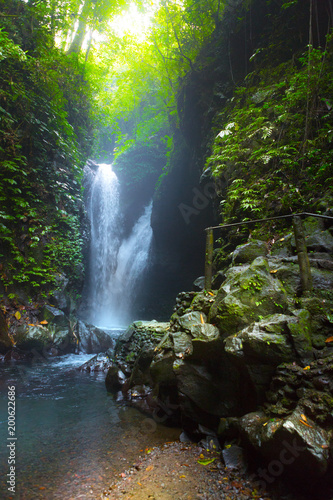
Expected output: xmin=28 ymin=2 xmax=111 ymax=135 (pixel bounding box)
xmin=87 ymin=163 xmax=153 ymax=327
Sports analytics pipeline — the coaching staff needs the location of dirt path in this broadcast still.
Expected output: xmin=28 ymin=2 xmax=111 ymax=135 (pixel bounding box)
xmin=101 ymin=441 xmax=272 ymax=500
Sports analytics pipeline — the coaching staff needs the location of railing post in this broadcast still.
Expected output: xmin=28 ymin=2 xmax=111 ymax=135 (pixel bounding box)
xmin=292 ymin=216 xmax=312 ymax=293
xmin=205 ymin=228 xmax=214 ymax=290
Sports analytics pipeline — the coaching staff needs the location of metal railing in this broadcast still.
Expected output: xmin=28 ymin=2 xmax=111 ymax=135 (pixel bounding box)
xmin=204 ymin=212 xmax=333 ymax=292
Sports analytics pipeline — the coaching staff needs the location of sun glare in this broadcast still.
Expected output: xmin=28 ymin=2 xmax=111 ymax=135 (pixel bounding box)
xmin=109 ymin=2 xmax=160 ymax=40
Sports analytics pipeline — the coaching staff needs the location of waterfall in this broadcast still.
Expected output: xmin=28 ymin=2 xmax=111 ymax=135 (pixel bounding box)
xmin=86 ymin=163 xmax=153 ymax=327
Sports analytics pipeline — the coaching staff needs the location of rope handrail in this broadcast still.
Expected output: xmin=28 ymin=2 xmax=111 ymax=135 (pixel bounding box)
xmin=205 ymin=212 xmax=333 ymax=232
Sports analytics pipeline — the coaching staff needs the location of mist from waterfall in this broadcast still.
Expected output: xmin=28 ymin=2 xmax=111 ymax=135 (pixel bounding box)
xmin=87 ymin=163 xmax=153 ymax=328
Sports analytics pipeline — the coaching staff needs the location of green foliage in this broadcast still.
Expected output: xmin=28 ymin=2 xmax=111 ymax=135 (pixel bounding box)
xmin=207 ymin=36 xmax=333 ymax=227
xmin=0 ymin=1 xmax=92 ymax=300
xmin=90 ymin=0 xmax=225 ymax=161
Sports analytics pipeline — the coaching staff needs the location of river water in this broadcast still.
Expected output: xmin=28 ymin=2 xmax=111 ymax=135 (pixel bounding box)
xmin=0 ymin=354 xmax=180 ymax=499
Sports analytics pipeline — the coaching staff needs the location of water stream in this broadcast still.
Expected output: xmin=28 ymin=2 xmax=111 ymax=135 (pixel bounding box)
xmin=0 ymin=355 xmax=180 ymax=499
xmin=87 ymin=163 xmax=153 ymax=327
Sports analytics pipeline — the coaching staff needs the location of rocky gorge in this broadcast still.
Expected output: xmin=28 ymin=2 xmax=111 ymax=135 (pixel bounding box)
xmin=98 ymin=215 xmax=333 ymax=497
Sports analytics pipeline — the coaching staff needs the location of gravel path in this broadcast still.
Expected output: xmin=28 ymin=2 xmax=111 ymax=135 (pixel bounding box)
xmin=101 ymin=441 xmax=272 ymax=500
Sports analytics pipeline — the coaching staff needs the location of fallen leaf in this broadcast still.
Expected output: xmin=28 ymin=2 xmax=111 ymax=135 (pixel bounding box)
xmin=197 ymin=458 xmax=217 ymax=466
xmin=39 ymin=320 xmax=48 ymax=325
xmin=325 ymin=336 xmax=333 ymax=343
xmin=299 ymin=419 xmax=312 ymax=428
xmin=137 ymin=482 xmax=142 ymax=486
xmin=39 ymin=487 xmax=46 ymax=490
xmin=28 ymin=323 xmax=35 ymax=326
xmin=14 ymin=311 xmax=21 ymax=320
xmin=146 ymin=465 xmax=154 ymax=472
xmin=179 ymin=475 xmax=186 ymax=478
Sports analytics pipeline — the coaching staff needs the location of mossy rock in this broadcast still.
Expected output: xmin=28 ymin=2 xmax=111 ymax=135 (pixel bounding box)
xmin=42 ymin=305 xmax=69 ymax=328
xmin=224 ymin=314 xmax=295 ymax=365
xmin=150 ymin=351 xmax=177 ymax=385
xmin=15 ymin=325 xmax=53 ymax=352
xmin=171 ymin=331 xmax=193 ymax=356
xmin=190 ymin=291 xmax=216 ymax=315
xmin=176 ymin=311 xmax=207 ymax=332
xmin=232 ymin=240 xmax=268 ymax=264
xmin=209 ymin=257 xmax=288 ymax=336
xmin=288 ymin=309 xmax=314 ymax=362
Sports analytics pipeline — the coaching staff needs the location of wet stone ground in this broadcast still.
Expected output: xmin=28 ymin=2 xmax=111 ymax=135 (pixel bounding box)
xmin=101 ymin=441 xmax=273 ymax=500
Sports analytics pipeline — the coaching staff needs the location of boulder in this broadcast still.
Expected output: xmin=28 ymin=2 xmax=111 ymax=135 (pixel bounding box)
xmin=79 ymin=353 xmax=113 ymax=372
xmin=176 ymin=311 xmax=207 ymax=332
xmin=41 ymin=305 xmax=68 ymax=328
xmin=224 ymin=312 xmax=315 ymax=404
xmin=193 ymin=276 xmax=205 ymax=290
xmin=209 ymin=257 xmax=288 ymax=336
xmin=239 ymin=409 xmax=330 ymax=484
xmin=173 ymin=357 xmax=242 ymax=424
xmin=105 ymin=364 xmax=127 ymax=392
xmin=232 ymin=240 xmax=268 ymax=264
xmin=14 ymin=324 xmax=76 ymax=355
xmin=128 ymin=348 xmax=155 ymax=387
xmin=190 ymin=291 xmax=216 ymax=315
xmin=171 ymin=331 xmax=193 ymax=356
xmin=15 ymin=324 xmax=53 ymax=353
xmin=77 ymin=320 xmax=115 ymax=354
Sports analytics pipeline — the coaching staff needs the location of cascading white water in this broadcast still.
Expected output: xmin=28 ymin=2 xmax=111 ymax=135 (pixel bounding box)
xmin=87 ymin=163 xmax=153 ymax=327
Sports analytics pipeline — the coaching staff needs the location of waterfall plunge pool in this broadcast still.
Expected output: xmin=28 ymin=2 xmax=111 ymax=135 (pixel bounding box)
xmin=0 ymin=354 xmax=181 ymax=499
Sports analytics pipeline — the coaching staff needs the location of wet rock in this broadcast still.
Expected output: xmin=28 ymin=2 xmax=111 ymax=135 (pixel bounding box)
xmin=150 ymin=351 xmax=177 ymax=386
xmin=222 ymin=444 xmax=247 ymax=472
xmin=189 ymin=323 xmax=220 ymax=341
xmin=304 ymin=229 xmax=333 ymax=253
xmin=270 ymin=233 xmax=294 ymax=258
xmin=224 ymin=312 xmax=316 ymax=404
xmin=77 ymin=320 xmax=115 ymax=354
xmin=50 ymin=273 xmax=70 ymax=312
xmin=193 ymin=276 xmax=205 ymax=290
xmin=105 ymin=364 xmax=127 ymax=392
xmin=209 ymin=257 xmax=288 ymax=336
xmin=41 ymin=305 xmax=68 ymax=328
xmin=15 ymin=324 xmax=53 ymax=352
xmin=79 ymin=353 xmax=113 ymax=372
xmin=171 ymin=331 xmax=193 ymax=356
xmin=129 ymin=349 xmax=155 ymax=387
xmin=232 ymin=240 xmax=268 ymax=264
xmin=190 ymin=292 xmax=216 ymax=316
xmin=173 ymin=358 xmax=241 ymax=420
xmin=177 ymin=311 xmax=207 ymax=332
xmin=240 ymin=409 xmax=330 ymax=484
xmin=4 ymin=347 xmax=34 ymax=361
